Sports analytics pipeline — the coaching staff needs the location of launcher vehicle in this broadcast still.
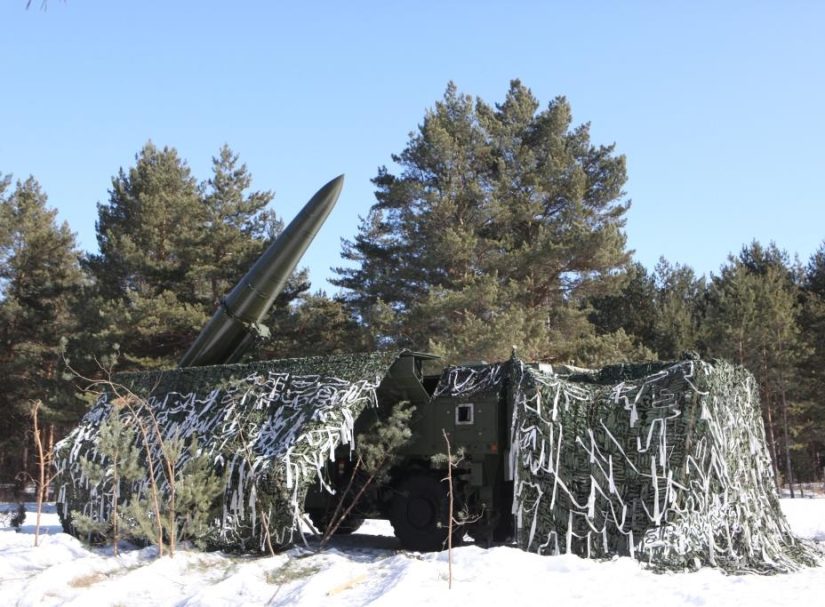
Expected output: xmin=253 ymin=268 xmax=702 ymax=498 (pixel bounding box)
xmin=55 ymin=177 xmax=810 ymax=572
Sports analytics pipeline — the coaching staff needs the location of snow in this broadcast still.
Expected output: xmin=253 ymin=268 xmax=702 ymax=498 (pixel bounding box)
xmin=1 ymin=499 xmax=823 ymax=606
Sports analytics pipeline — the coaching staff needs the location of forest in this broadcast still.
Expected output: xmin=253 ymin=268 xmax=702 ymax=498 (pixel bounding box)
xmin=1 ymin=81 xmax=823 ymax=494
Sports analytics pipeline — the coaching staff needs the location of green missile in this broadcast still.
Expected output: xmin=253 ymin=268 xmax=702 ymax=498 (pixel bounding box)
xmin=179 ymin=174 xmax=344 ymax=368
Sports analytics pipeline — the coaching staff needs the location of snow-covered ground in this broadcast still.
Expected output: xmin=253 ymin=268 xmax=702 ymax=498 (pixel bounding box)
xmin=1 ymin=499 xmax=823 ymax=607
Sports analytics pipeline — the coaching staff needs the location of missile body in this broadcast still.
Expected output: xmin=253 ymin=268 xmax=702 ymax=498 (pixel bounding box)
xmin=179 ymin=175 xmax=344 ymax=368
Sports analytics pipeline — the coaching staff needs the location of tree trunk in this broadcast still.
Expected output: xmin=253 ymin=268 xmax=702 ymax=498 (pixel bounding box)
xmin=764 ymin=400 xmax=781 ymax=489
xmin=774 ymin=336 xmax=796 ymax=498
xmin=47 ymin=424 xmax=55 ymax=500
xmin=21 ymin=443 xmax=29 ymax=497
xmin=778 ymin=376 xmax=795 ymax=498
xmin=443 ymin=429 xmax=454 ymax=590
xmin=760 ymin=348 xmax=781 ymax=488
xmin=31 ymin=402 xmax=44 ymax=546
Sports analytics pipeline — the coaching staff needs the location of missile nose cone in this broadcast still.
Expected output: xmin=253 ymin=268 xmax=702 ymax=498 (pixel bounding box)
xmin=287 ymin=174 xmax=344 ymax=243
xmin=323 ymin=174 xmax=345 ymax=197
xmin=313 ymin=174 xmax=345 ymax=205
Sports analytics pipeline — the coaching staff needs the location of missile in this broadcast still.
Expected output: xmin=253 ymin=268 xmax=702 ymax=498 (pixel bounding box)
xmin=178 ymin=174 xmax=344 ymax=368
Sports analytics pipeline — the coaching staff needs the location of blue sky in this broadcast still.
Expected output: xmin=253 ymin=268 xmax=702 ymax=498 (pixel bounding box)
xmin=2 ymin=1 xmax=824 ymax=291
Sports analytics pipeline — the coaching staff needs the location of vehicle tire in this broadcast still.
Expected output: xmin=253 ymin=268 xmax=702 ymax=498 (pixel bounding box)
xmin=390 ymin=474 xmax=457 ymax=551
xmin=307 ymin=509 xmax=365 ymax=536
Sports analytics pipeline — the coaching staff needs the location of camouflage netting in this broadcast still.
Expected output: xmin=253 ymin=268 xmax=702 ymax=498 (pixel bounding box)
xmin=54 ymin=352 xmax=399 ymax=551
xmin=433 ymin=363 xmax=506 ymax=399
xmin=510 ymin=356 xmax=819 ymax=573
xmin=54 ymin=349 xmax=818 ymax=571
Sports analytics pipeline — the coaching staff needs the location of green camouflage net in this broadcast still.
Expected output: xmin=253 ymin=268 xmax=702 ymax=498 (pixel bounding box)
xmin=55 ymin=349 xmax=817 ymax=571
xmin=55 ymin=352 xmax=399 ymax=552
xmin=510 ymin=356 xmax=819 ymax=573
xmin=433 ymin=363 xmax=506 ymax=398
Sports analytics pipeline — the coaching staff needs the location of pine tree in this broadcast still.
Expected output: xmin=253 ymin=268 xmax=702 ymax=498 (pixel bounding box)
xmin=334 ymin=81 xmax=631 ymax=364
xmin=0 ymin=172 xmax=11 ymax=245
xmin=72 ymin=405 xmax=224 ymax=554
xmin=589 ymin=259 xmax=704 ymax=361
xmin=90 ymin=143 xmax=203 ymax=301
xmin=703 ymin=243 xmax=805 ymax=491
xmin=805 ymin=244 xmax=825 ymax=296
xmin=0 ymin=176 xmax=85 ymax=482
xmin=124 ymin=434 xmax=224 ymax=554
xmin=588 ymin=262 xmax=658 ymax=350
xmin=651 ymin=259 xmax=705 ymax=359
xmin=261 ymin=290 xmax=369 ymax=359
xmin=173 ymin=438 xmax=226 ymax=548
xmin=796 ymin=243 xmax=825 ymax=481
xmin=71 ymin=410 xmax=143 ymax=554
xmin=86 ymin=142 xmax=207 ymax=368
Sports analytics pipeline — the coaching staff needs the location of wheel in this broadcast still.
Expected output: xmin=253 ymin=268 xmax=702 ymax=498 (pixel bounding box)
xmin=307 ymin=508 xmax=364 ymax=535
xmin=390 ymin=474 xmax=458 ymax=551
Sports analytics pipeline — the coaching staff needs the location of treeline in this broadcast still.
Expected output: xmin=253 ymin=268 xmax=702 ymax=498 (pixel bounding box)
xmin=1 ymin=81 xmax=822 ymax=490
